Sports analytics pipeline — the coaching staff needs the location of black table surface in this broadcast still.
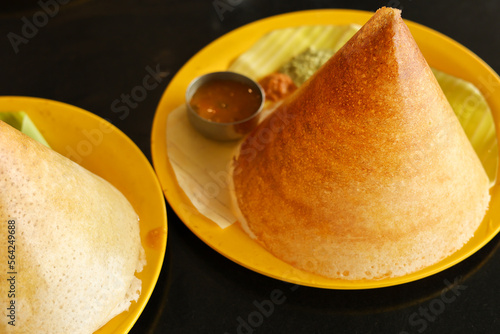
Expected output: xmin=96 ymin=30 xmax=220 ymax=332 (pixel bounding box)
xmin=2 ymin=1 xmax=500 ymax=333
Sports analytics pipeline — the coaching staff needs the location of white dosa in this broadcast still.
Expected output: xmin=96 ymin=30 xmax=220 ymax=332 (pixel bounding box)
xmin=0 ymin=121 xmax=146 ymax=333
xmin=232 ymin=7 xmax=491 ymax=280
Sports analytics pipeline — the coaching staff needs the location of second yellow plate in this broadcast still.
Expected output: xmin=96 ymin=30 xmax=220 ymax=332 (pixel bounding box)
xmin=151 ymin=9 xmax=500 ymax=289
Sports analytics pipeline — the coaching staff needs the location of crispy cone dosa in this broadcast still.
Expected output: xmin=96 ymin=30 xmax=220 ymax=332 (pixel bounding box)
xmin=0 ymin=121 xmax=145 ymax=333
xmin=231 ymin=7 xmax=491 ymax=280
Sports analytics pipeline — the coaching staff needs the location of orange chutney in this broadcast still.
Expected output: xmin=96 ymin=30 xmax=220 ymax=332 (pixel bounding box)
xmin=189 ymin=79 xmax=262 ymax=123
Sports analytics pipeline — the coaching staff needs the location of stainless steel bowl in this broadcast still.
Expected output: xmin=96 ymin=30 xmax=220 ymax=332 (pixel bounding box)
xmin=185 ymin=71 xmax=265 ymax=141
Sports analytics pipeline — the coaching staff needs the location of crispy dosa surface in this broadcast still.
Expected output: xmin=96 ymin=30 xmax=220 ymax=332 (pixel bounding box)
xmin=0 ymin=121 xmax=145 ymax=333
xmin=232 ymin=7 xmax=491 ymax=280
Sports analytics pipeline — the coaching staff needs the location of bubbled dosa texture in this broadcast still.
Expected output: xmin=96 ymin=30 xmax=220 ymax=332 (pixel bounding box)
xmin=231 ymin=7 xmax=490 ymax=280
xmin=0 ymin=121 xmax=146 ymax=333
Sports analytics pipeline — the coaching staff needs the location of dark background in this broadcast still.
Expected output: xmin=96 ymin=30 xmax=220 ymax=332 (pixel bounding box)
xmin=1 ymin=0 xmax=500 ymax=333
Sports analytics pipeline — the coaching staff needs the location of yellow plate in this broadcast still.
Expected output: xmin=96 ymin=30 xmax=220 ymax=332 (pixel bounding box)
xmin=0 ymin=96 xmax=167 ymax=332
xmin=151 ymin=9 xmax=500 ymax=289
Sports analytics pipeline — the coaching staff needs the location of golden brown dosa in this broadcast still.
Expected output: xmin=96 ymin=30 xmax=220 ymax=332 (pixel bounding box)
xmin=231 ymin=7 xmax=491 ymax=280
xmin=0 ymin=121 xmax=146 ymax=333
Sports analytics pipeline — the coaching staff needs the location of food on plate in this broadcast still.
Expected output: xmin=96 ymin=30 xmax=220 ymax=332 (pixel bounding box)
xmin=279 ymin=47 xmax=335 ymax=86
xmin=228 ymin=24 xmax=361 ymax=81
xmin=227 ymin=23 xmax=498 ymax=181
xmin=0 ymin=121 xmax=146 ymax=333
xmin=231 ymin=7 xmax=491 ymax=280
xmin=186 ymin=71 xmax=265 ymax=141
xmin=0 ymin=111 xmax=50 ymax=147
xmin=189 ymin=77 xmax=263 ymax=123
xmin=258 ymin=47 xmax=334 ymax=103
xmin=258 ymin=72 xmax=297 ymax=102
